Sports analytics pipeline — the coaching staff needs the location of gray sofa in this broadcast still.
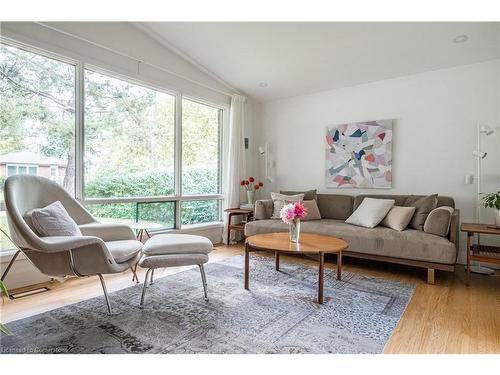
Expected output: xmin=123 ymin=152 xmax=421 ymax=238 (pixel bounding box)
xmin=245 ymin=194 xmax=459 ymax=283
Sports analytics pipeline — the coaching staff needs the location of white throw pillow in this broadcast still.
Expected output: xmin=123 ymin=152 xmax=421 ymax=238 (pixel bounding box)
xmin=270 ymin=192 xmax=304 ymax=219
xmin=30 ymin=201 xmax=82 ymax=237
xmin=345 ymin=198 xmax=395 ymax=228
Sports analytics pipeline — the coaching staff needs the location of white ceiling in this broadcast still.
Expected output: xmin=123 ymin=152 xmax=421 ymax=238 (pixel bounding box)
xmin=138 ymin=22 xmax=500 ymax=102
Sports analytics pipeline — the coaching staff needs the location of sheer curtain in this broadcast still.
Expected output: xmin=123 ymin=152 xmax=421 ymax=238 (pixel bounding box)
xmin=223 ymin=94 xmax=247 ymax=244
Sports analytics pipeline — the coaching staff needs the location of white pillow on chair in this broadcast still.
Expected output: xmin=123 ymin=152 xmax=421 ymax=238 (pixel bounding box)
xmin=30 ymin=201 xmax=82 ymax=237
xmin=345 ymin=198 xmax=395 ymax=228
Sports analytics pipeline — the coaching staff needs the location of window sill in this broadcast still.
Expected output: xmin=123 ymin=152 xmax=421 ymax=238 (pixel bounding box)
xmin=152 ymin=221 xmax=224 ymax=234
xmin=0 ymin=248 xmax=25 ymax=264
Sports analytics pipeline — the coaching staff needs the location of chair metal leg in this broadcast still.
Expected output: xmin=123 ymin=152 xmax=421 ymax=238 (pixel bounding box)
xmin=1 ymin=250 xmax=21 ymax=282
xmin=149 ymin=269 xmax=155 ymax=285
xmin=97 ymin=274 xmax=112 ymax=315
xmin=140 ymin=268 xmax=153 ymax=308
xmin=199 ymin=264 xmax=208 ymax=301
xmin=131 ymin=264 xmax=139 ymax=284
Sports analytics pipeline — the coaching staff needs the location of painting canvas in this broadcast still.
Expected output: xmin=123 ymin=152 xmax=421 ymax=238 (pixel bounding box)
xmin=325 ymin=119 xmax=393 ymax=188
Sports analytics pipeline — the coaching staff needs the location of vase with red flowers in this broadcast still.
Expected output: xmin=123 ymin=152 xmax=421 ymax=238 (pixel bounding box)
xmin=240 ymin=177 xmax=264 ymax=205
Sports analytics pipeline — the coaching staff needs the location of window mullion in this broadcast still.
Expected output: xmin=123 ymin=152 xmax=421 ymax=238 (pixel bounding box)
xmin=75 ymin=62 xmax=85 ymax=201
xmin=174 ymin=93 xmax=183 ymax=229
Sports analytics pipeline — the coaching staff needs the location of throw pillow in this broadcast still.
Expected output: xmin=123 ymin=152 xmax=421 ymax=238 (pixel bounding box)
xmin=404 ymin=194 xmax=438 ymax=230
xmin=345 ymin=198 xmax=395 ymax=228
xmin=301 ymin=200 xmax=322 ymax=221
xmin=423 ymin=206 xmax=454 ymax=237
xmin=270 ymin=192 xmax=304 ymax=219
xmin=280 ymin=189 xmax=317 ymax=201
xmin=381 ymin=206 xmax=416 ymax=231
xmin=30 ymin=201 xmax=82 ymax=237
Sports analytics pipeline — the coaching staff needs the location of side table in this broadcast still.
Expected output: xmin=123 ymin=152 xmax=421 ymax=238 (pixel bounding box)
xmin=129 ymin=221 xmax=163 ymax=242
xmin=224 ymin=208 xmax=253 ymax=244
xmin=460 ymin=223 xmax=500 ymax=286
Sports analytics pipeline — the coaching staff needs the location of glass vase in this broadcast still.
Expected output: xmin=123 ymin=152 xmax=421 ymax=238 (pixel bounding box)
xmin=289 ymin=219 xmax=301 ymax=243
xmin=247 ymin=190 xmax=255 ymax=205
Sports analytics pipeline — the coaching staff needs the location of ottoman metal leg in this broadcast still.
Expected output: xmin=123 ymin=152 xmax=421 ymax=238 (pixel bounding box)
xmin=199 ymin=264 xmax=208 ymax=301
xmin=140 ymin=268 xmax=153 ymax=308
xmin=150 ymin=269 xmax=155 ymax=285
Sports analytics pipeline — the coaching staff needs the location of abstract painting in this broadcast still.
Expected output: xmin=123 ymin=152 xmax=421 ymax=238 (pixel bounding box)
xmin=325 ymin=119 xmax=393 ymax=188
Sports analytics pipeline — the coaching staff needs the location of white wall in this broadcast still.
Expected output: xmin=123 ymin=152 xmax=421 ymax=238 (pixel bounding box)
xmin=256 ymin=60 xmax=500 ymax=264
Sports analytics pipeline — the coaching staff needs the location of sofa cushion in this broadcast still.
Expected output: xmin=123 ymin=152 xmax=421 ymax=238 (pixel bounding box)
xmin=404 ymin=194 xmax=438 ymax=230
xmin=270 ymin=192 xmax=304 ymax=219
xmin=353 ymin=194 xmax=408 ymax=210
xmin=381 ymin=206 xmax=416 ymax=231
xmin=254 ymin=199 xmax=274 ymax=220
xmin=424 ymin=206 xmax=454 ymax=237
xmin=280 ymin=189 xmax=317 ymax=201
xmin=302 ymin=199 xmax=322 ymax=220
xmin=345 ymin=198 xmax=395 ymax=228
xmin=244 ymin=219 xmax=456 ymax=264
xmin=316 ymin=194 xmax=354 ymax=220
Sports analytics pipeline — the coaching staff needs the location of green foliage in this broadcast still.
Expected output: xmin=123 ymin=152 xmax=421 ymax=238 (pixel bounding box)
xmin=481 ymin=191 xmax=500 ymax=210
xmin=181 ymin=200 xmax=219 ymax=225
xmin=85 ymin=166 xmax=220 ymax=226
xmin=86 ymin=169 xmax=175 ymax=198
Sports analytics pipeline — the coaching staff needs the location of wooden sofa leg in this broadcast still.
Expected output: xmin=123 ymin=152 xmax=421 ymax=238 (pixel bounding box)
xmin=427 ymin=268 xmax=435 ymax=285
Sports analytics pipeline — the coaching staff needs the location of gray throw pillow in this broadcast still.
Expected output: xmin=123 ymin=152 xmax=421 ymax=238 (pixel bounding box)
xmin=301 ymin=200 xmax=322 ymax=221
xmin=280 ymin=189 xmax=317 ymax=201
xmin=30 ymin=201 xmax=82 ymax=237
xmin=423 ymin=206 xmax=454 ymax=237
xmin=404 ymin=194 xmax=438 ymax=230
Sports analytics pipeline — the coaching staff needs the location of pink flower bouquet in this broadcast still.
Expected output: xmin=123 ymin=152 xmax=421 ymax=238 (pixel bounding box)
xmin=279 ymin=202 xmax=308 ymax=224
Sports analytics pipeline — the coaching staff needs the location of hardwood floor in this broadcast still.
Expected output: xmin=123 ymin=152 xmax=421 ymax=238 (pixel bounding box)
xmin=1 ymin=244 xmax=499 ymax=353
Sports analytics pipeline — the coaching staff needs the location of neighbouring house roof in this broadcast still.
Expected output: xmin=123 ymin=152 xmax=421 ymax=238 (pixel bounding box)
xmin=0 ymin=150 xmax=67 ymax=167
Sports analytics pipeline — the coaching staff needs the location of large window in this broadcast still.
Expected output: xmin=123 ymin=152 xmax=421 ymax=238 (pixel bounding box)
xmin=0 ymin=42 xmax=76 ymax=253
xmin=182 ymin=98 xmax=221 ymax=195
xmin=0 ymin=41 xmax=223 ymax=253
xmin=84 ymin=70 xmax=175 ymax=198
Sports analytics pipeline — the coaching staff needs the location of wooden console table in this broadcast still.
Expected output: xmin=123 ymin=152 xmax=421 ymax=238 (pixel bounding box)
xmin=461 ymin=223 xmax=500 ymax=286
xmin=224 ymin=207 xmax=253 ymax=244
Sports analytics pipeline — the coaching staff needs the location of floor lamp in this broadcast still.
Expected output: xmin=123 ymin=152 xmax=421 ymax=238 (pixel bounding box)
xmin=465 ymin=124 xmax=495 ymax=275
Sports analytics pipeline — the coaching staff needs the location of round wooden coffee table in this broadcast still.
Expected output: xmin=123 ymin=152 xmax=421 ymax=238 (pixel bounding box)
xmin=245 ymin=232 xmax=348 ymax=304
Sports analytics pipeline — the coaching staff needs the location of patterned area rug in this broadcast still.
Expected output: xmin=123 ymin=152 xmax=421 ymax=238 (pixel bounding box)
xmin=0 ymin=255 xmax=415 ymax=354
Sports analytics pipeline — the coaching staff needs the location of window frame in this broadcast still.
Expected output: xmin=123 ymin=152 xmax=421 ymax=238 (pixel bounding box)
xmin=1 ymin=38 xmax=225 ymax=232
xmin=50 ymin=165 xmax=58 ymax=180
xmin=6 ymin=164 xmax=39 ymax=177
xmin=81 ymin=66 xmax=225 ymax=229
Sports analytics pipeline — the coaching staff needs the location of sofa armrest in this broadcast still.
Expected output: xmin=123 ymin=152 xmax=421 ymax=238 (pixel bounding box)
xmin=254 ymin=199 xmax=274 ymax=220
xmin=449 ymin=209 xmax=460 ymax=252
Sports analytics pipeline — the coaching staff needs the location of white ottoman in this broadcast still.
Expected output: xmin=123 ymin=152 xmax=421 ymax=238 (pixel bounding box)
xmin=138 ymin=234 xmax=213 ymax=307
